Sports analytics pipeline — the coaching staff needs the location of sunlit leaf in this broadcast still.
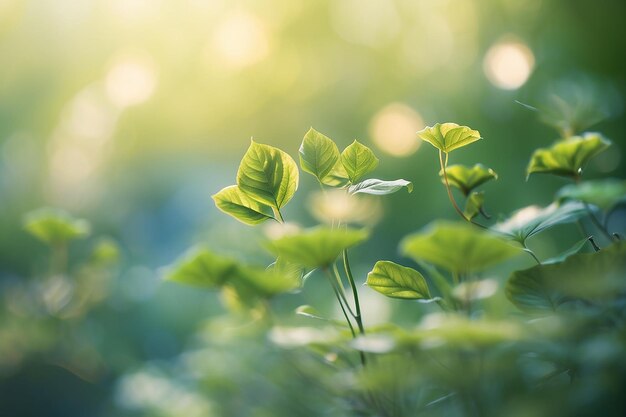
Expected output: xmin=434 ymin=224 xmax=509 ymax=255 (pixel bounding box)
xmin=320 ymin=161 xmax=350 ymax=187
xmin=506 ymin=242 xmax=626 ymax=313
xmin=23 ymin=207 xmax=91 ymax=245
xmin=439 ymin=164 xmax=497 ymax=195
xmin=526 ymin=133 xmax=611 ymax=179
xmin=401 ymin=221 xmax=521 ymax=272
xmin=492 ymin=201 xmax=587 ymax=243
xmin=265 ymin=226 xmax=369 ymax=268
xmin=299 ymin=128 xmax=341 ymax=183
xmin=90 ymin=238 xmax=120 ymax=265
xmin=236 ymin=140 xmax=299 ymax=209
xmin=348 ymin=178 xmax=413 ymax=195
xmin=340 ymin=140 xmax=379 ymax=183
xmin=417 ymin=123 xmax=482 ymax=153
xmin=556 ymin=179 xmax=626 ymax=210
xmin=366 ymin=261 xmax=433 ymax=300
xmin=212 ymin=185 xmax=274 ymax=225
xmin=463 ymin=191 xmax=484 ymax=220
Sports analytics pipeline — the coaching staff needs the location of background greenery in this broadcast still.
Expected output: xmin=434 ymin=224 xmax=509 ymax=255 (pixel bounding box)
xmin=0 ymin=0 xmax=624 ymax=416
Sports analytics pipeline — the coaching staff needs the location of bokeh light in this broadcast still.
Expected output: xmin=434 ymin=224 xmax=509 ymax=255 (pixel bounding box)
xmin=369 ymin=103 xmax=424 ymax=157
xmin=211 ymin=10 xmax=270 ymax=69
xmin=483 ymin=38 xmax=535 ymax=90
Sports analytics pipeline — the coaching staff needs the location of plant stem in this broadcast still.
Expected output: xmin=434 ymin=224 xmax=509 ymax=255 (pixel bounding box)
xmin=331 ymin=263 xmax=356 ymax=317
xmin=272 ymin=208 xmax=285 ymax=223
xmin=343 ymin=249 xmax=366 ymax=336
xmin=521 ymin=242 xmax=542 ymax=265
xmin=324 ymin=268 xmax=356 ymax=338
xmin=439 ymin=150 xmax=468 ymax=222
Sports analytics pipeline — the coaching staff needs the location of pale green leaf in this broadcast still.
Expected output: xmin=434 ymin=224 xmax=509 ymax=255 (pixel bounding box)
xmin=265 ymin=226 xmax=369 ymax=268
xmin=556 ymin=178 xmax=626 ymax=210
xmin=212 ymin=185 xmax=274 ymax=225
xmin=236 ymin=140 xmax=299 ymax=209
xmin=299 ymin=128 xmax=341 ymax=183
xmin=340 ymin=140 xmax=379 ymax=183
xmin=320 ymin=161 xmax=350 ymax=187
xmin=526 ymin=132 xmax=611 ymax=179
xmin=401 ymin=221 xmax=521 ymax=272
xmin=348 ymin=178 xmax=413 ymax=195
xmin=417 ymin=123 xmax=482 ymax=153
xmin=295 ymin=305 xmax=348 ymax=327
xmin=463 ymin=191 xmax=484 ymax=220
xmin=366 ymin=261 xmax=432 ymax=300
xmin=439 ymin=164 xmax=498 ymax=196
xmin=165 ymin=247 xmax=236 ymax=288
xmin=23 ymin=208 xmax=91 ymax=245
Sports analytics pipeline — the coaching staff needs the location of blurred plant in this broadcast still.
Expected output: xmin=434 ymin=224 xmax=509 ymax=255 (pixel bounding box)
xmin=166 ymin=116 xmax=626 ymax=417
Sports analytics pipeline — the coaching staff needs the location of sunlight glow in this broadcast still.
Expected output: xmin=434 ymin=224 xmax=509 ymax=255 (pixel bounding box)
xmin=369 ymin=103 xmax=424 ymax=157
xmin=106 ymin=54 xmax=157 ymax=108
xmin=212 ymin=11 xmax=269 ymax=69
xmin=484 ymin=39 xmax=535 ymax=90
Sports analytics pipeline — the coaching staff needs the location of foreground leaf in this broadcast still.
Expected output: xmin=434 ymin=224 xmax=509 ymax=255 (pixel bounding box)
xmin=366 ymin=261 xmax=433 ymax=300
xmin=440 ymin=164 xmax=497 ymax=195
xmin=23 ymin=208 xmax=91 ymax=245
xmin=212 ymin=185 xmax=274 ymax=225
xmin=236 ymin=140 xmax=299 ymax=209
xmin=506 ymin=242 xmax=626 ymax=313
xmin=348 ymin=178 xmax=413 ymax=195
xmin=526 ymin=133 xmax=611 ymax=179
xmin=299 ymin=128 xmax=341 ymax=183
xmin=556 ymin=178 xmax=626 ymax=210
xmin=265 ymin=226 xmax=369 ymax=268
xmin=492 ymin=201 xmax=587 ymax=243
xmin=417 ymin=123 xmax=482 ymax=153
xmin=340 ymin=140 xmax=379 ymax=183
xmin=401 ymin=221 xmax=521 ymax=272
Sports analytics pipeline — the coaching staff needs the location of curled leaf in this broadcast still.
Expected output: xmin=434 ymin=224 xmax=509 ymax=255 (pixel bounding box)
xmin=439 ymin=164 xmax=498 ymax=196
xmin=417 ymin=123 xmax=482 ymax=153
xmin=212 ymin=185 xmax=274 ymax=225
xmin=463 ymin=191 xmax=485 ymax=220
xmin=348 ymin=178 xmax=413 ymax=195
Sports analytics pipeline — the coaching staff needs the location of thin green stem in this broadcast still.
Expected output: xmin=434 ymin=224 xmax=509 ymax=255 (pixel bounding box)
xmin=439 ymin=150 xmax=468 ymax=222
xmin=343 ymin=249 xmax=365 ymax=336
xmin=331 ymin=262 xmax=356 ymax=317
xmin=324 ymin=268 xmax=356 ymax=338
xmin=522 ymin=242 xmax=542 ymax=265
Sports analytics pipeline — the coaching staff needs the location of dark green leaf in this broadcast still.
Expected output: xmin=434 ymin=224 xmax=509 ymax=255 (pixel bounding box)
xmin=348 ymin=178 xmax=413 ymax=195
xmin=299 ymin=128 xmax=341 ymax=183
xmin=23 ymin=208 xmax=90 ymax=245
xmin=236 ymin=140 xmax=299 ymax=209
xmin=439 ymin=164 xmax=497 ymax=195
xmin=340 ymin=140 xmax=379 ymax=183
xmin=212 ymin=185 xmax=274 ymax=225
xmin=543 ymin=237 xmax=591 ymax=265
xmin=417 ymin=123 xmax=482 ymax=153
xmin=366 ymin=261 xmax=433 ymax=300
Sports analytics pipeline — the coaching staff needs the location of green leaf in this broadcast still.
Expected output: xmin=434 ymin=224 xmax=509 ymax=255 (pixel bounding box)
xmin=493 ymin=201 xmax=587 ymax=243
xmin=299 ymin=128 xmax=341 ymax=183
xmin=265 ymin=226 xmax=369 ymax=268
xmin=23 ymin=208 xmax=91 ymax=245
xmin=526 ymin=133 xmax=611 ymax=179
xmin=165 ymin=247 xmax=236 ymax=288
xmin=366 ymin=261 xmax=433 ymax=300
xmin=401 ymin=221 xmax=521 ymax=272
xmin=506 ymin=242 xmax=626 ymax=313
xmin=295 ymin=305 xmax=348 ymax=327
xmin=463 ymin=191 xmax=484 ymax=220
xmin=417 ymin=123 xmax=482 ymax=153
xmin=543 ymin=237 xmax=590 ymax=265
xmin=320 ymin=161 xmax=350 ymax=187
xmin=236 ymin=140 xmax=299 ymax=209
xmin=348 ymin=178 xmax=413 ymax=195
xmin=556 ymin=179 xmax=626 ymax=210
xmin=212 ymin=185 xmax=274 ymax=225
xmin=340 ymin=140 xmax=379 ymax=183
xmin=439 ymin=164 xmax=497 ymax=196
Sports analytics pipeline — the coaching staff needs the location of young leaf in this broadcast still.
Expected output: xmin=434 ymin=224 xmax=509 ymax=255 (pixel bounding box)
xmin=165 ymin=247 xmax=236 ymax=288
xmin=417 ymin=123 xmax=482 ymax=153
xmin=526 ymin=133 xmax=611 ymax=179
xmin=340 ymin=140 xmax=379 ymax=183
xmin=265 ymin=226 xmax=369 ymax=268
xmin=23 ymin=208 xmax=91 ymax=245
xmin=439 ymin=164 xmax=498 ymax=196
xmin=348 ymin=178 xmax=413 ymax=195
xmin=463 ymin=191 xmax=484 ymax=220
xmin=506 ymin=242 xmax=626 ymax=313
xmin=299 ymin=128 xmax=341 ymax=183
xmin=556 ymin=179 xmax=626 ymax=210
xmin=236 ymin=140 xmax=299 ymax=209
xmin=320 ymin=161 xmax=350 ymax=187
xmin=212 ymin=185 xmax=274 ymax=225
xmin=366 ymin=261 xmax=432 ymax=300
xmin=492 ymin=202 xmax=587 ymax=243
xmin=401 ymin=221 xmax=521 ymax=272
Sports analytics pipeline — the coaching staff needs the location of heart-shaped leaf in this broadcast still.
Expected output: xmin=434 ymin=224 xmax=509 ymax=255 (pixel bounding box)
xmin=23 ymin=208 xmax=91 ymax=245
xmin=506 ymin=242 xmax=626 ymax=313
xmin=366 ymin=261 xmax=433 ymax=300
xmin=212 ymin=185 xmax=274 ymax=225
xmin=340 ymin=140 xmax=379 ymax=183
xmin=417 ymin=123 xmax=482 ymax=153
xmin=237 ymin=140 xmax=299 ymax=209
xmin=265 ymin=226 xmax=369 ymax=268
xmin=556 ymin=179 xmax=626 ymax=210
xmin=526 ymin=133 xmax=611 ymax=179
xmin=299 ymin=128 xmax=341 ymax=183
xmin=464 ymin=191 xmax=484 ymax=220
xmin=401 ymin=221 xmax=521 ymax=272
xmin=348 ymin=178 xmax=413 ymax=195
xmin=439 ymin=164 xmax=498 ymax=196
xmin=492 ymin=201 xmax=587 ymax=244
